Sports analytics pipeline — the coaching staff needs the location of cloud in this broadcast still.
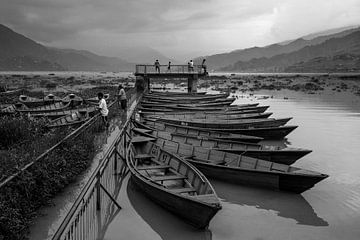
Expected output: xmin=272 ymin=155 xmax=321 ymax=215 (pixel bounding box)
xmin=1 ymin=0 xmax=360 ymax=60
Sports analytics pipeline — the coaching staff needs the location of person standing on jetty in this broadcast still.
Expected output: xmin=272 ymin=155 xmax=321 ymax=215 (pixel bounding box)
xmin=189 ymin=60 xmax=194 ymax=71
xmin=117 ymin=84 xmax=127 ymax=111
xmin=97 ymin=92 xmax=109 ymax=128
xmin=167 ymin=61 xmax=171 ymax=72
xmin=154 ymin=59 xmax=160 ymax=73
xmin=201 ymin=59 xmax=207 ymax=74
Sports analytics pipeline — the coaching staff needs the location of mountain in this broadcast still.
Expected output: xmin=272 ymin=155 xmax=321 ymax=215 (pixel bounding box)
xmin=285 ymin=54 xmax=360 ymax=73
xmin=0 ymin=24 xmax=134 ymax=71
xmin=220 ymin=30 xmax=360 ymax=72
xmin=195 ymin=26 xmax=360 ymax=71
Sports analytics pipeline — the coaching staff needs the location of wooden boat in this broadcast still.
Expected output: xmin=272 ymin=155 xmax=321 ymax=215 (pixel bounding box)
xmin=84 ymin=93 xmax=110 ymax=103
xmin=146 ymin=116 xmax=292 ymax=129
xmin=140 ymin=102 xmax=257 ymax=110
xmin=127 ymin=137 xmax=221 ymax=228
xmin=141 ymin=97 xmax=234 ymax=105
xmin=138 ymin=105 xmax=270 ymax=114
xmin=0 ymin=88 xmax=22 ymax=96
xmin=43 ymin=94 xmax=62 ymax=102
xmin=133 ymin=135 xmax=328 ymax=193
xmin=135 ymin=119 xmax=264 ymax=143
xmin=0 ymin=103 xmax=28 ymax=115
xmin=140 ymin=118 xmax=296 ymax=140
xmin=132 ymin=127 xmax=311 ymax=165
xmin=143 ymin=93 xmax=229 ymax=101
xmin=17 ymin=101 xmax=72 ymax=113
xmin=143 ymin=112 xmax=273 ymax=120
xmin=61 ymin=93 xmax=83 ymax=107
xmin=138 ymin=105 xmax=270 ymax=115
xmin=141 ymin=99 xmax=235 ymax=107
xmin=47 ymin=110 xmax=90 ymax=128
xmin=31 ymin=106 xmax=97 ymax=119
xmin=147 ymin=91 xmax=207 ymax=96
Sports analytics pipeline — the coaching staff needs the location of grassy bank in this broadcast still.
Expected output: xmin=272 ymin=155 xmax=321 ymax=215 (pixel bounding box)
xmin=0 ymin=116 xmax=100 ymax=239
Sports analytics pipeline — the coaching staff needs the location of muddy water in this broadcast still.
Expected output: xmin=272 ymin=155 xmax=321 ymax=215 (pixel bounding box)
xmin=100 ymin=89 xmax=360 ymax=240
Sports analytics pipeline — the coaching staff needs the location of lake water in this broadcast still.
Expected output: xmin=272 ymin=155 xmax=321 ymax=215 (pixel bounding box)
xmin=30 ymin=87 xmax=360 ymax=240
xmin=101 ymin=88 xmax=360 ymax=240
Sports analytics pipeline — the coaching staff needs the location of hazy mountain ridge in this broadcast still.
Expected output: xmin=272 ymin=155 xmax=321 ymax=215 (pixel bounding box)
xmin=195 ymin=26 xmax=360 ymax=71
xmin=0 ymin=24 xmax=134 ymax=71
xmin=285 ymin=54 xmax=360 ymax=73
xmin=220 ymin=30 xmax=360 ymax=72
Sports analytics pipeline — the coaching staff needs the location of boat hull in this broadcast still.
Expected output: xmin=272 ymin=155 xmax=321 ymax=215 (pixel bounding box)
xmin=187 ymin=160 xmax=327 ymax=193
xmin=129 ymin=175 xmax=220 ymax=229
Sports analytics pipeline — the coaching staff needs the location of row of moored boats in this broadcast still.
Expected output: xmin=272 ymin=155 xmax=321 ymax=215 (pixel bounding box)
xmin=126 ymin=91 xmax=329 ymax=229
xmin=0 ymin=93 xmax=109 ymax=128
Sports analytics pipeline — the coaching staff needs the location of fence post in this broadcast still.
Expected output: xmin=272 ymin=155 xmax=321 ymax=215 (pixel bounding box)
xmin=96 ymin=172 xmax=101 ymax=211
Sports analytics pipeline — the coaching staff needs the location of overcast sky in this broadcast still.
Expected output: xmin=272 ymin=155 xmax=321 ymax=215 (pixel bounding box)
xmin=1 ymin=0 xmax=360 ymax=61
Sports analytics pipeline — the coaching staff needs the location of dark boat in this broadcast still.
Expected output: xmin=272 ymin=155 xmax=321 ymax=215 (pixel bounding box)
xmin=0 ymin=103 xmax=28 ymax=115
xmin=127 ymin=137 xmax=221 ymax=228
xmin=146 ymin=116 xmax=292 ymax=129
xmin=43 ymin=94 xmax=62 ymax=103
xmin=138 ymin=105 xmax=269 ymax=114
xmin=143 ymin=112 xmax=273 ymax=120
xmin=31 ymin=106 xmax=97 ymax=119
xmin=17 ymin=101 xmax=72 ymax=113
xmin=141 ymin=97 xmax=235 ymax=105
xmin=47 ymin=110 xmax=90 ymax=128
xmin=142 ymin=118 xmax=297 ymax=142
xmin=132 ymin=135 xmax=328 ymax=193
xmin=137 ymin=118 xmax=264 ymax=143
xmin=0 ymin=88 xmax=22 ymax=96
xmin=133 ymin=127 xmax=311 ymax=165
xmin=143 ymin=93 xmax=229 ymax=101
xmin=61 ymin=93 xmax=83 ymax=107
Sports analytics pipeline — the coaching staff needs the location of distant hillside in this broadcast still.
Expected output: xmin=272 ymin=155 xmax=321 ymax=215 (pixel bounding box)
xmin=0 ymin=24 xmax=134 ymax=71
xmin=195 ymin=26 xmax=360 ymax=71
xmin=285 ymin=54 xmax=360 ymax=73
xmin=220 ymin=30 xmax=360 ymax=72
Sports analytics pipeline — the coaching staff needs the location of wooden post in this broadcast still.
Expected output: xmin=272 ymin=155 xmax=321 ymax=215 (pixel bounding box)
xmin=187 ymin=75 xmax=198 ymax=93
xmin=96 ymin=172 xmax=101 ymax=211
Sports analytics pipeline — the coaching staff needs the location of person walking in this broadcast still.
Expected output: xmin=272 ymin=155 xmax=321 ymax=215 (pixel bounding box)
xmin=117 ymin=84 xmax=127 ymax=111
xmin=97 ymin=92 xmax=109 ymax=128
xmin=154 ymin=60 xmax=160 ymax=73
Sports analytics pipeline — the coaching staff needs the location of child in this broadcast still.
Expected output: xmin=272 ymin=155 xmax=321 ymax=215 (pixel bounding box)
xmin=97 ymin=92 xmax=109 ymax=127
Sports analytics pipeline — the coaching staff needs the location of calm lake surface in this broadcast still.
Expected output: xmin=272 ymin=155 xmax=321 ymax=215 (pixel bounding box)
xmin=29 ymin=86 xmax=360 ymax=240
xmin=102 ymin=88 xmax=360 ymax=240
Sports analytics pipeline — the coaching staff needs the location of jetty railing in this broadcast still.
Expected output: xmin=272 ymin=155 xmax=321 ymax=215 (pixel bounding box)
xmin=50 ymin=91 xmax=142 ymax=240
xmin=135 ymin=64 xmax=206 ymax=75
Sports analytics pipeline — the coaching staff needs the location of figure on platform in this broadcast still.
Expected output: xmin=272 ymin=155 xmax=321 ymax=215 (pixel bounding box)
xmin=167 ymin=61 xmax=171 ymax=72
xmin=201 ymin=59 xmax=207 ymax=75
xmin=187 ymin=62 xmax=191 ymax=72
xmin=189 ymin=60 xmax=194 ymax=71
xmin=154 ymin=60 xmax=160 ymax=73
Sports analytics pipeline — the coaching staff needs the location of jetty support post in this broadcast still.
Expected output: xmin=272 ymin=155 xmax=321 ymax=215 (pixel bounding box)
xmin=187 ymin=75 xmax=198 ymax=93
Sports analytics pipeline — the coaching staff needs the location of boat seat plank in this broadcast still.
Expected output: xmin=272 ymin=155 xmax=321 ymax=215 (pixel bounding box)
xmin=171 ymin=187 xmax=196 ymax=194
xmin=138 ymin=165 xmax=171 ymax=170
xmin=132 ymin=127 xmax=153 ymax=134
xmin=153 ymin=175 xmax=186 ymax=181
xmin=131 ymin=136 xmax=156 ymax=144
xmin=135 ymin=154 xmax=152 ymax=160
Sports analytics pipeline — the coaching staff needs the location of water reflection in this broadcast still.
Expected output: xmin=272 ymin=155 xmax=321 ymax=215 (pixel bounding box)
xmin=127 ymin=179 xmax=213 ymax=240
xmin=211 ymin=180 xmax=328 ymax=226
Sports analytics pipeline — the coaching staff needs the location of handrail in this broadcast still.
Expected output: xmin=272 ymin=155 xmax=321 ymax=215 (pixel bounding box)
xmin=135 ymin=64 xmax=206 ymax=75
xmin=51 ymin=91 xmax=142 ymax=240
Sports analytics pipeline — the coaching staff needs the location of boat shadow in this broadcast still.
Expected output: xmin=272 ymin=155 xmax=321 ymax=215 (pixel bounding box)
xmin=211 ymin=180 xmax=328 ymax=226
xmin=127 ymin=179 xmax=213 ymax=240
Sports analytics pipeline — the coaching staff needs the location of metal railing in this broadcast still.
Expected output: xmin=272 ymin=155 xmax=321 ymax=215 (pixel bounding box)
xmin=51 ymin=91 xmax=142 ymax=240
xmin=135 ymin=64 xmax=206 ymax=75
